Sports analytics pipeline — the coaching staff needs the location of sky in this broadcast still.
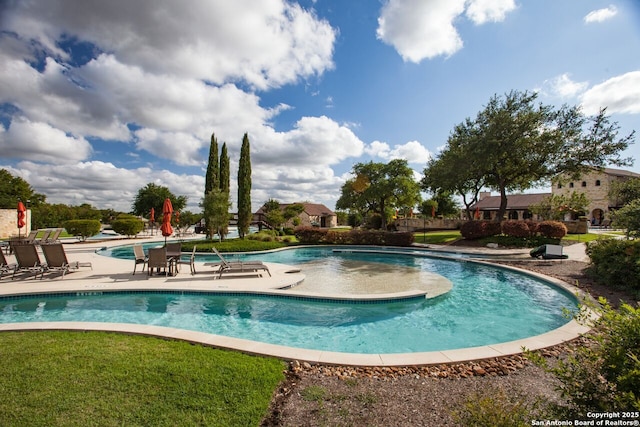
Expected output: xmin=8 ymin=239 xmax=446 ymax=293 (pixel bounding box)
xmin=1 ymin=0 xmax=639 ymax=214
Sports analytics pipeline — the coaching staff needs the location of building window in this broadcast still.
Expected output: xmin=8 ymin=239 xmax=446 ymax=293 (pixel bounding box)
xmin=582 ymin=181 xmax=587 ymax=187
xmin=595 ymin=180 xmax=601 ymax=186
xmin=557 ymin=183 xmax=562 ymax=189
xmin=569 ymin=182 xmax=574 ymax=188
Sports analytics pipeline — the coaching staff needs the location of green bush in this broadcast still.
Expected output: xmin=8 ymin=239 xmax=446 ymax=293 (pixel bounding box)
xmin=537 ymin=221 xmax=567 ymax=239
xmin=460 ymin=220 xmax=501 ymax=240
xmin=111 ymin=219 xmax=144 ymax=237
xmin=528 ymin=299 xmax=640 ymax=416
xmin=63 ymin=219 xmax=101 ymax=241
xmin=586 ymin=238 xmax=640 ymax=291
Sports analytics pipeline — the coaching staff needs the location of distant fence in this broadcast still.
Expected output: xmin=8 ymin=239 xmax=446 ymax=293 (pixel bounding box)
xmin=0 ymin=208 xmax=32 ymax=239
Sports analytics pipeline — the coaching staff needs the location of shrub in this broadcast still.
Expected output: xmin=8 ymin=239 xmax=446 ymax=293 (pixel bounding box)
xmin=460 ymin=220 xmax=501 ymax=240
xmin=452 ymin=388 xmax=544 ymax=427
xmin=501 ymin=220 xmax=532 ymax=238
xmin=111 ymin=219 xmax=144 ymax=237
xmin=528 ymin=299 xmax=640 ymax=416
xmin=586 ymin=238 xmax=640 ymax=291
xmin=536 ymin=221 xmax=567 ymax=239
xmin=63 ymin=220 xmax=101 ymax=241
xmin=294 ymin=227 xmax=328 ymax=244
xmin=293 ymin=227 xmax=413 ymax=246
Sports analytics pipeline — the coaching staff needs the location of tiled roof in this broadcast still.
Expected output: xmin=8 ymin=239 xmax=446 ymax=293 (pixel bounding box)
xmin=471 ymin=193 xmax=550 ymax=210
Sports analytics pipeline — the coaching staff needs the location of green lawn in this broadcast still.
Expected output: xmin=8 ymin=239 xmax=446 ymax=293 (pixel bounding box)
xmin=0 ymin=331 xmax=285 ymax=426
xmin=413 ymin=230 xmax=461 ymax=245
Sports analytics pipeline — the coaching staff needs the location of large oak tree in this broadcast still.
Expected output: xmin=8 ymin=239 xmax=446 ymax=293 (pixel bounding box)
xmin=422 ymin=90 xmax=634 ymax=221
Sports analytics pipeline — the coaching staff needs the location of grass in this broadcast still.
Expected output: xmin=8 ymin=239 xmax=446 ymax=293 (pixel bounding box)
xmin=0 ymin=331 xmax=285 ymax=426
xmin=413 ymin=230 xmax=461 ymax=244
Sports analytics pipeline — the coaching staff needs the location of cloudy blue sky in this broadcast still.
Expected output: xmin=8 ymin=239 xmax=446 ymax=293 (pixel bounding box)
xmin=1 ymin=0 xmax=639 ymax=213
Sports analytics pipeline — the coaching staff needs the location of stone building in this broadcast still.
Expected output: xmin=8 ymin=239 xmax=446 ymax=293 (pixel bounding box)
xmin=470 ymin=192 xmax=548 ymax=221
xmin=552 ymin=168 xmax=640 ymax=225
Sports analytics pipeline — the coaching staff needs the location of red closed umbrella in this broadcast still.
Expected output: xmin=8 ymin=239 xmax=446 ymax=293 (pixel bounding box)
xmin=17 ymin=201 xmax=26 ymax=238
xmin=150 ymin=207 xmax=155 ymax=235
xmin=160 ymin=198 xmax=173 ymax=242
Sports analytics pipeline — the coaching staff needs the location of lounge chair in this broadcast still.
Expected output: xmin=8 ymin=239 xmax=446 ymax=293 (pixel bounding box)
xmin=133 ymin=244 xmax=148 ymax=274
xmin=212 ymin=247 xmax=270 ymax=278
xmin=12 ymin=244 xmax=46 ymax=279
xmin=0 ymin=250 xmax=17 ymax=279
xmin=45 ymin=228 xmax=63 ymax=244
xmin=22 ymin=230 xmax=38 ymax=244
xmin=41 ymin=243 xmax=92 ymax=279
xmin=147 ymin=247 xmax=172 ymax=276
xmin=34 ymin=229 xmax=51 ymax=245
xmin=176 ymin=246 xmax=196 ymax=275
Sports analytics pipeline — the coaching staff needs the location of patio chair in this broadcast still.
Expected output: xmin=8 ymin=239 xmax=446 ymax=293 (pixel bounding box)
xmin=212 ymin=247 xmax=270 ymax=278
xmin=34 ymin=229 xmax=51 ymax=245
xmin=45 ymin=228 xmax=63 ymax=244
xmin=41 ymin=243 xmax=92 ymax=279
xmin=0 ymin=250 xmax=17 ymax=279
xmin=176 ymin=246 xmax=196 ymax=275
xmin=12 ymin=243 xmax=46 ymax=279
xmin=147 ymin=247 xmax=171 ymax=276
xmin=132 ymin=244 xmax=148 ymax=274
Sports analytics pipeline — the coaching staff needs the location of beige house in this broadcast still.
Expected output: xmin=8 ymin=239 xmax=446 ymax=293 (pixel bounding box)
xmin=255 ymin=202 xmax=337 ymax=228
xmin=552 ymin=168 xmax=640 ymax=225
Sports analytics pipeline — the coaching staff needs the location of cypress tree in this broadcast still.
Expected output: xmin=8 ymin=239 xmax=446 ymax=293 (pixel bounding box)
xmin=237 ymin=133 xmax=252 ymax=239
xmin=204 ymin=133 xmax=219 ymax=195
xmin=219 ymin=142 xmax=230 ymax=193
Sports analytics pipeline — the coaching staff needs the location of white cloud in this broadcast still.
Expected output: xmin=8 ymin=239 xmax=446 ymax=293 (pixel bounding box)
xmin=4 ymin=161 xmax=205 ymax=212
xmin=376 ymin=0 xmax=516 ymax=62
xmin=584 ymin=5 xmax=618 ymax=24
xmin=365 ymin=140 xmax=432 ymax=164
xmin=2 ymin=0 xmax=336 ymax=90
xmin=539 ymin=73 xmax=589 ymax=99
xmin=465 ymin=0 xmax=516 ymax=25
xmin=377 ymin=0 xmax=466 ymax=62
xmin=0 ymin=118 xmax=92 ymax=164
xmin=580 ymin=71 xmax=640 ymax=115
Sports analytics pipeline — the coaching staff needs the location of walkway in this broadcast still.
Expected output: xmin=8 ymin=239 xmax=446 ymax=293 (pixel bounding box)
xmin=0 ymin=237 xmax=593 ymax=367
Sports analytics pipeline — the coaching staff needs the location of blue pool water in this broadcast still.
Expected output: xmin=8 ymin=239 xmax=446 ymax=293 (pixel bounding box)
xmin=0 ymin=246 xmax=578 ymax=354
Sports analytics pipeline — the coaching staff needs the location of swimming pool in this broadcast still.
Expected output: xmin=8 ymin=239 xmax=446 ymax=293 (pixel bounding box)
xmin=0 ymin=246 xmax=579 ymax=354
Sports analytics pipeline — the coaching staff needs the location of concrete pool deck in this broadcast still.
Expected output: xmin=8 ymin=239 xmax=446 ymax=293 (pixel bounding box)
xmin=0 ymin=236 xmax=593 ymax=367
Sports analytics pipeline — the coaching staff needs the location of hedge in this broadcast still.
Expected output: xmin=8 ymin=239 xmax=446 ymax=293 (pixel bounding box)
xmin=294 ymin=227 xmax=414 ymax=246
xmin=63 ymin=220 xmax=101 ymax=241
xmin=536 ymin=221 xmax=567 ymax=239
xmin=460 ymin=221 xmax=502 ymax=240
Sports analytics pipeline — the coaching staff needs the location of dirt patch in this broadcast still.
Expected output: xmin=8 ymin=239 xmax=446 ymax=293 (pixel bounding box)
xmin=262 ymin=251 xmax=637 ymax=426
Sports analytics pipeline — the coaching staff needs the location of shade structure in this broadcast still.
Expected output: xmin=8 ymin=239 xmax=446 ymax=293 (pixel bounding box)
xmin=17 ymin=201 xmax=26 ymax=238
xmin=160 ymin=198 xmax=173 ymax=239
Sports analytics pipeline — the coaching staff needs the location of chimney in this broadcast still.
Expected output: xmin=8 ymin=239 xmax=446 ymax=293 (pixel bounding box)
xmin=479 ymin=191 xmax=491 ymax=201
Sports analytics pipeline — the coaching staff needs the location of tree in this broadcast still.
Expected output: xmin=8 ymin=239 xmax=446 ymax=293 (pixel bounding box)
xmin=428 ymin=90 xmax=634 ymax=221
xmin=132 ymin=183 xmax=186 ymax=218
xmin=422 ymin=144 xmax=486 ymax=220
xmin=530 ymin=192 xmax=590 ymax=221
xmin=610 ymin=177 xmax=640 ymax=206
xmin=202 ymin=189 xmax=231 ymax=241
xmin=219 ymin=142 xmax=230 ymax=194
xmin=613 ymin=199 xmax=640 ymax=239
xmin=336 ymin=159 xmax=421 ymax=229
xmin=283 ymin=203 xmax=305 ymax=227
xmin=237 ymin=133 xmax=252 ymax=238
xmin=0 ymin=169 xmax=46 ymax=208
xmin=204 ymin=133 xmax=219 ymax=194
xmin=262 ymin=199 xmax=285 ymax=230
xmin=431 ymin=191 xmax=460 ymax=218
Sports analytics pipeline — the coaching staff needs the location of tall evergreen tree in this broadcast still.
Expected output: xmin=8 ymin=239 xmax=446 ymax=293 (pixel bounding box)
xmin=237 ymin=133 xmax=252 ymax=238
xmin=219 ymin=142 xmax=230 ymax=193
xmin=204 ymin=133 xmax=219 ymax=194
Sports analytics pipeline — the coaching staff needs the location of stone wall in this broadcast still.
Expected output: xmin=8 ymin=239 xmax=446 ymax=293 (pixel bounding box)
xmin=0 ymin=208 xmax=32 ymax=239
xmin=393 ymin=218 xmax=462 ymax=232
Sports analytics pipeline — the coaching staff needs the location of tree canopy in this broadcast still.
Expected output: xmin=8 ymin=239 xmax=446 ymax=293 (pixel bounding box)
xmin=336 ymin=159 xmax=421 ymax=229
xmin=204 ymin=133 xmax=219 ymax=194
xmin=422 ymin=90 xmax=634 ymax=221
xmin=132 ymin=183 xmax=187 ymax=219
xmin=0 ymin=169 xmax=46 ymax=208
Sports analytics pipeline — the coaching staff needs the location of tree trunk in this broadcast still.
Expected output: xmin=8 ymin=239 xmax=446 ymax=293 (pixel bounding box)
xmin=496 ymin=185 xmax=508 ymax=222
